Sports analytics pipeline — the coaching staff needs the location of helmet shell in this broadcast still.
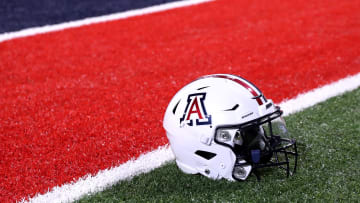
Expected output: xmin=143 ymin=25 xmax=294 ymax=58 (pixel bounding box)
xmin=163 ymin=74 xmax=276 ymax=180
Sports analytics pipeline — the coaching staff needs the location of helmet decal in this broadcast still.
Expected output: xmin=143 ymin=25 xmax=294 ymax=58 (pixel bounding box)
xmin=180 ymin=93 xmax=212 ymax=126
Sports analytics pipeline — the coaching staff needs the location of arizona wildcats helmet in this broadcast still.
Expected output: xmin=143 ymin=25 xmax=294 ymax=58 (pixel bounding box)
xmin=163 ymin=74 xmax=298 ymax=181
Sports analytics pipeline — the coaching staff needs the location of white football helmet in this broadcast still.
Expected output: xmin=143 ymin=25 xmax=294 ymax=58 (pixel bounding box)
xmin=163 ymin=74 xmax=298 ymax=181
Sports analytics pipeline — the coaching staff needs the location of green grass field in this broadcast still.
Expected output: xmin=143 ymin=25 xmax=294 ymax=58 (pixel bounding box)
xmin=78 ymin=88 xmax=360 ymax=202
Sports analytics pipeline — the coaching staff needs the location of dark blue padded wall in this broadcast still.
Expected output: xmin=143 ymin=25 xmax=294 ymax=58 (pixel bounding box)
xmin=0 ymin=0 xmax=182 ymax=33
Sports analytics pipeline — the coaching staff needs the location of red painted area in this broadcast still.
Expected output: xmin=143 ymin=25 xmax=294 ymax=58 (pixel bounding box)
xmin=1 ymin=0 xmax=360 ymax=202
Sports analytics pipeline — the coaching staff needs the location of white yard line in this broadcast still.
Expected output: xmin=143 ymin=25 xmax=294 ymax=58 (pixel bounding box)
xmin=280 ymin=73 xmax=360 ymax=116
xmin=23 ymin=145 xmax=175 ymax=203
xmin=0 ymin=0 xmax=213 ymax=43
xmin=23 ymin=72 xmax=360 ymax=203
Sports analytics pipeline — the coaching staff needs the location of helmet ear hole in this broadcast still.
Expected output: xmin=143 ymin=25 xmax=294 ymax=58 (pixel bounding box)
xmin=195 ymin=150 xmax=217 ymax=160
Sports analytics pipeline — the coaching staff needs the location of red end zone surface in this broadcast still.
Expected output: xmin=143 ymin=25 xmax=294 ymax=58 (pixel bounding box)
xmin=1 ymin=0 xmax=360 ymax=202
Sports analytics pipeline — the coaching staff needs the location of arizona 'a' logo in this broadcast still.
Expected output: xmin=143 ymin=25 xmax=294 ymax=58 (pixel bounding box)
xmin=180 ymin=93 xmax=212 ymax=126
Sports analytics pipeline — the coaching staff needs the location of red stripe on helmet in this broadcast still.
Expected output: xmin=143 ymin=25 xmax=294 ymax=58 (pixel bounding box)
xmin=206 ymin=75 xmax=263 ymax=105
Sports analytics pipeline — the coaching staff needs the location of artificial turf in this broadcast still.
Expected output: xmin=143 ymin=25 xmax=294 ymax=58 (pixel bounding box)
xmin=2 ymin=0 xmax=360 ymax=201
xmin=78 ymin=87 xmax=360 ymax=202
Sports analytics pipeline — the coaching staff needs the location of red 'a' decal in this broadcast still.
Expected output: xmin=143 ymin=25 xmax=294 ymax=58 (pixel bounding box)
xmin=180 ymin=92 xmax=212 ymax=126
xmin=186 ymin=98 xmax=203 ymax=120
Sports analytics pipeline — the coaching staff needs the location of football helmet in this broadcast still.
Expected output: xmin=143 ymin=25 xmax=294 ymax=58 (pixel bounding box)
xmin=163 ymin=74 xmax=298 ymax=181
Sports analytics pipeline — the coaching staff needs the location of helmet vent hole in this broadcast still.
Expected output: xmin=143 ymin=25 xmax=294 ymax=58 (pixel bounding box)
xmin=224 ymin=104 xmax=239 ymax=111
xmin=197 ymin=86 xmax=210 ymax=90
xmin=172 ymin=100 xmax=181 ymax=114
xmin=195 ymin=150 xmax=217 ymax=160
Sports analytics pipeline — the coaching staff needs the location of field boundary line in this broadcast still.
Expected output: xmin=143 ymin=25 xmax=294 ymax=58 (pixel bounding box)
xmin=23 ymin=145 xmax=175 ymax=203
xmin=23 ymin=72 xmax=360 ymax=203
xmin=0 ymin=0 xmax=213 ymax=43
xmin=280 ymin=73 xmax=360 ymax=116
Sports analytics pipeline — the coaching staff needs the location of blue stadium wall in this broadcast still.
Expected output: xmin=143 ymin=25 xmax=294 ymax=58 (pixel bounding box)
xmin=0 ymin=0 xmax=182 ymax=33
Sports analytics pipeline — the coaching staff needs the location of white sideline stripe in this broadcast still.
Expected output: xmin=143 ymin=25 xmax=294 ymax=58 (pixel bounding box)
xmin=22 ymin=145 xmax=175 ymax=203
xmin=280 ymin=72 xmax=360 ymax=116
xmin=23 ymin=72 xmax=360 ymax=203
xmin=0 ymin=0 xmax=213 ymax=43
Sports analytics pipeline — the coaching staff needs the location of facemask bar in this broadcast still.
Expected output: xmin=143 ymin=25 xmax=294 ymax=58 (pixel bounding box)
xmin=214 ymin=106 xmax=298 ymax=181
xmin=251 ymin=134 xmax=298 ymax=180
